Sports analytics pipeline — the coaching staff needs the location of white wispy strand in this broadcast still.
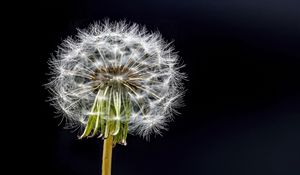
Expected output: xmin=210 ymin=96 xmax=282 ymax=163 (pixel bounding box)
xmin=47 ymin=20 xmax=185 ymax=139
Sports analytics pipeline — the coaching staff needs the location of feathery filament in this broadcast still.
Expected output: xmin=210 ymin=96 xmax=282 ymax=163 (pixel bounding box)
xmin=47 ymin=20 xmax=185 ymax=144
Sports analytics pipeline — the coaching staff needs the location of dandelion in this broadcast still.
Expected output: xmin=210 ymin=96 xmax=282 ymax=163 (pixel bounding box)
xmin=47 ymin=20 xmax=185 ymax=175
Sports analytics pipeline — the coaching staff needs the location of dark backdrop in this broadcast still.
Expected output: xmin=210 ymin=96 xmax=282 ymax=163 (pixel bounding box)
xmin=18 ymin=0 xmax=300 ymax=175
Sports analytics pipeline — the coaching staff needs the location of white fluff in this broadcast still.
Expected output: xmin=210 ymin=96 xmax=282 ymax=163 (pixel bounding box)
xmin=47 ymin=20 xmax=185 ymax=139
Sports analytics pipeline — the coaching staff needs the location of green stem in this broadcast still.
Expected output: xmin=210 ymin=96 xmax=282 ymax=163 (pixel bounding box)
xmin=102 ymin=135 xmax=113 ymax=175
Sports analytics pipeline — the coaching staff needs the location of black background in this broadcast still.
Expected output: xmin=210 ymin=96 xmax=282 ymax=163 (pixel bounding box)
xmin=15 ymin=0 xmax=300 ymax=174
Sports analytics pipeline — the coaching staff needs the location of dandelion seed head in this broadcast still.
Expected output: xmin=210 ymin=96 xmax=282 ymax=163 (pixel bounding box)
xmin=47 ymin=20 xmax=185 ymax=141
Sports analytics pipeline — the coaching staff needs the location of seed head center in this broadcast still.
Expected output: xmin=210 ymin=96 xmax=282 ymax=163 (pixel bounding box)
xmin=111 ymin=75 xmax=124 ymax=82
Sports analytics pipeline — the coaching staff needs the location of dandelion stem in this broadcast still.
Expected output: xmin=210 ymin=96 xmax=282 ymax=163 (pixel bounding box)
xmin=102 ymin=135 xmax=113 ymax=175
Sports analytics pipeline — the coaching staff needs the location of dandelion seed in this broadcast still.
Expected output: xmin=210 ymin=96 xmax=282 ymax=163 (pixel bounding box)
xmin=46 ymin=20 xmax=186 ymax=175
